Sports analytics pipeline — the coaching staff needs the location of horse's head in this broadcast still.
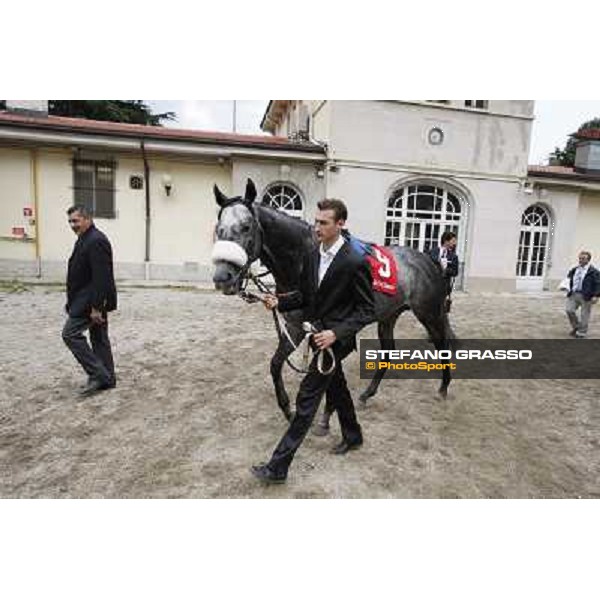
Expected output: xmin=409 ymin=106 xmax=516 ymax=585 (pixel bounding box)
xmin=211 ymin=178 xmax=262 ymax=295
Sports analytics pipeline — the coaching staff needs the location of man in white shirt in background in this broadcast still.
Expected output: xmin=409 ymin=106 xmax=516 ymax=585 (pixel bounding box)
xmin=565 ymin=251 xmax=600 ymax=338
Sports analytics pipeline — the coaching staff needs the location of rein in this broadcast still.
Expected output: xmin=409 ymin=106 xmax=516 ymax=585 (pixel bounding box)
xmin=230 ymin=208 xmax=335 ymax=376
xmin=240 ymin=275 xmax=336 ymax=376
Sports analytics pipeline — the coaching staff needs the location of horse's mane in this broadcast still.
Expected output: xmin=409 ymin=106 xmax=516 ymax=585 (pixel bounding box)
xmin=255 ymin=204 xmax=313 ymax=237
xmin=254 ymin=204 xmax=315 ymax=291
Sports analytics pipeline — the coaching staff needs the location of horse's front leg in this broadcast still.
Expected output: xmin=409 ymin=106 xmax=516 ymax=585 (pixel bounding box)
xmin=270 ymin=339 xmax=294 ymax=422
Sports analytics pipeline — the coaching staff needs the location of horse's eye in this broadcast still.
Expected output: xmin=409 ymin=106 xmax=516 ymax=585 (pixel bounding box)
xmin=241 ymin=224 xmax=251 ymax=233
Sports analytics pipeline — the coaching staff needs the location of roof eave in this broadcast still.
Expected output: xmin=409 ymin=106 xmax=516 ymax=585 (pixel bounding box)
xmin=0 ymin=118 xmax=325 ymax=155
xmin=528 ymin=169 xmax=600 ymax=188
xmin=259 ymin=100 xmax=289 ymax=134
xmin=259 ymin=100 xmax=274 ymax=131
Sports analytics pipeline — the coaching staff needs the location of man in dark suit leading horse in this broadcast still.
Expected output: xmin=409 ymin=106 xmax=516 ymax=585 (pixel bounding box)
xmin=252 ymin=199 xmax=375 ymax=483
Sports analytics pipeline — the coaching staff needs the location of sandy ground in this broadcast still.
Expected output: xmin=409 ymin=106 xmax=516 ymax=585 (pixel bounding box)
xmin=1 ymin=282 xmax=599 ymax=498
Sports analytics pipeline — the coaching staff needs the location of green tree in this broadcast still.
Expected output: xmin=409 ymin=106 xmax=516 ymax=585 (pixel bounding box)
xmin=549 ymin=117 xmax=600 ymax=166
xmin=48 ymin=100 xmax=175 ymax=125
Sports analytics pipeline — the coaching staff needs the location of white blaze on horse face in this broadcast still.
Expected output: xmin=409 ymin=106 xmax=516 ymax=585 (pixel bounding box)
xmin=212 ymin=203 xmax=254 ymax=267
xmin=220 ymin=203 xmax=252 ymax=235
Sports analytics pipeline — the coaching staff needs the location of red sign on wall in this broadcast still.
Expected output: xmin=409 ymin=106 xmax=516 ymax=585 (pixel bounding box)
xmin=23 ymin=207 xmax=33 ymax=217
xmin=12 ymin=227 xmax=25 ymax=237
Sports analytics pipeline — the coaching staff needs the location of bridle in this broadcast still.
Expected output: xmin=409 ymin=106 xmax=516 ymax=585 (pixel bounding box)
xmin=214 ymin=200 xmax=336 ymax=375
xmin=215 ymin=198 xmax=269 ymax=296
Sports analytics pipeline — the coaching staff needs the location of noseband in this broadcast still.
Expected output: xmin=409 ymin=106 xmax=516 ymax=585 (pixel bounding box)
xmin=214 ymin=199 xmax=266 ymax=292
xmin=213 ymin=200 xmax=335 ymax=375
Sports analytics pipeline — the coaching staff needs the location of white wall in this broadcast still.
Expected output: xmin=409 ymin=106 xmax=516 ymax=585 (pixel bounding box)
xmin=0 ymin=145 xmax=232 ymax=280
xmin=148 ymin=157 xmax=230 ymax=269
xmin=97 ymin=156 xmax=146 ymax=264
xmin=324 ymin=165 xmax=395 ymax=243
xmin=327 ymin=101 xmax=533 ymax=179
xmin=35 ymin=150 xmax=148 ymax=266
xmin=232 ymin=158 xmax=325 ymax=220
xmin=574 ymin=192 xmax=600 ymax=265
xmin=310 ymin=101 xmax=330 ymax=144
xmin=0 ymin=147 xmax=36 ymax=261
xmin=466 ymin=179 xmax=522 ymax=285
xmin=36 ymin=149 xmax=76 ymax=266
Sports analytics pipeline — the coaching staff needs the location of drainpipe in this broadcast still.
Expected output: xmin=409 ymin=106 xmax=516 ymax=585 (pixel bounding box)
xmin=30 ymin=149 xmax=42 ymax=277
xmin=141 ymin=140 xmax=151 ymax=280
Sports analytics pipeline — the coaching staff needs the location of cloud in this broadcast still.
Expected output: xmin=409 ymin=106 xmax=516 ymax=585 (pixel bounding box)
xmin=147 ymin=100 xmax=269 ymax=134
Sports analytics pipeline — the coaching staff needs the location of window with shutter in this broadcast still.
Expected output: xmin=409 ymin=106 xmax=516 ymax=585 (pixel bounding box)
xmin=73 ymin=159 xmax=116 ymax=218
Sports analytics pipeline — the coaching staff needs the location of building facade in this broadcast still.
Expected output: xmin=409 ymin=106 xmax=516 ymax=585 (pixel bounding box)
xmin=263 ymin=100 xmax=600 ymax=292
xmin=1 ymin=100 xmax=599 ymax=291
xmin=0 ymin=105 xmax=326 ymax=281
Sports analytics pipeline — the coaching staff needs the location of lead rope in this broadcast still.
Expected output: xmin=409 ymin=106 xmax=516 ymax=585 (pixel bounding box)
xmin=239 ymin=272 xmax=336 ymax=375
xmin=272 ymin=308 xmax=336 ymax=375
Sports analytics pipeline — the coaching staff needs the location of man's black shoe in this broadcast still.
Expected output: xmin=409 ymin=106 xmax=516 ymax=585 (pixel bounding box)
xmin=79 ymin=377 xmax=94 ymax=391
xmin=78 ymin=379 xmax=112 ymax=397
xmin=79 ymin=375 xmax=115 ymax=392
xmin=250 ymin=464 xmax=287 ymax=484
xmin=331 ymin=439 xmax=363 ymax=455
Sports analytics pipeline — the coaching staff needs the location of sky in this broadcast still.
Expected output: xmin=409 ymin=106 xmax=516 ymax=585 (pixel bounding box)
xmin=529 ymin=101 xmax=600 ymax=164
xmin=148 ymin=100 xmax=268 ymax=137
xmin=147 ymin=100 xmax=600 ymax=166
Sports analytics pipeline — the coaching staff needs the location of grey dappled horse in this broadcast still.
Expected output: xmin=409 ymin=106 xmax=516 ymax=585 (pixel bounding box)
xmin=211 ymin=179 xmax=455 ymax=423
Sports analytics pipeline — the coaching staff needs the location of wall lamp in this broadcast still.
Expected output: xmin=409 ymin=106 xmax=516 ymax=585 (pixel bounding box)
xmin=162 ymin=174 xmax=173 ymax=196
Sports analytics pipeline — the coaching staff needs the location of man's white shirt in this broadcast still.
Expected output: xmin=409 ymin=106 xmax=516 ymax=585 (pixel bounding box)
xmin=440 ymin=246 xmax=449 ymax=271
xmin=573 ymin=264 xmax=590 ymax=292
xmin=318 ymin=235 xmax=345 ymax=286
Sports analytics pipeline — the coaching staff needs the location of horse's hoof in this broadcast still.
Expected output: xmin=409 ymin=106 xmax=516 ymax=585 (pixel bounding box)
xmin=312 ymin=423 xmax=330 ymax=437
xmin=437 ymin=388 xmax=448 ymax=400
xmin=356 ymin=397 xmax=369 ymax=411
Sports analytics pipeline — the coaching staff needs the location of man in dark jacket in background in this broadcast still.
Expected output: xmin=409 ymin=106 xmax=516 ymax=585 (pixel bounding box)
xmin=429 ymin=231 xmax=459 ymax=312
xmin=565 ymin=251 xmax=600 ymax=338
xmin=62 ymin=205 xmax=117 ymax=396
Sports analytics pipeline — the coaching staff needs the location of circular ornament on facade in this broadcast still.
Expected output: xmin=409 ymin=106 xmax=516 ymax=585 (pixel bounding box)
xmin=428 ymin=127 xmax=444 ymax=146
xmin=130 ymin=175 xmax=144 ymax=190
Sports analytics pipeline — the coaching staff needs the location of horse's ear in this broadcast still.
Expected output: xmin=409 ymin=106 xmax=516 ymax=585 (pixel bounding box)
xmin=244 ymin=178 xmax=257 ymax=204
xmin=214 ymin=184 xmax=228 ymax=207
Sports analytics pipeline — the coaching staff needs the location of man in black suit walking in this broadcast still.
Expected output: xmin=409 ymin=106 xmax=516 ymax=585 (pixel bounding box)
xmin=62 ymin=205 xmax=117 ymax=396
xmin=429 ymin=231 xmax=459 ymax=312
xmin=251 ymin=199 xmax=375 ymax=483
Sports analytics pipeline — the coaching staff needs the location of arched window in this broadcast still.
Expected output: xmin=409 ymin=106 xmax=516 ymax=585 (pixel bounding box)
xmin=521 ymin=204 xmax=549 ymax=228
xmin=262 ymin=183 xmax=304 ymax=218
xmin=517 ymin=204 xmax=551 ymax=279
xmin=385 ymin=184 xmax=463 ymax=253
